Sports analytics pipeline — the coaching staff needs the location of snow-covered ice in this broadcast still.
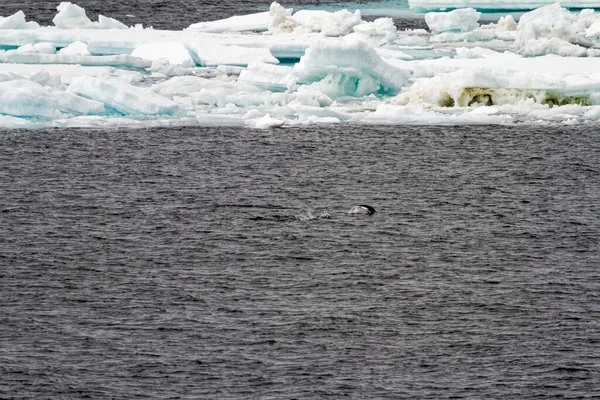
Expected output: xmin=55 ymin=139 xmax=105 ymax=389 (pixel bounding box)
xmin=2 ymin=1 xmax=600 ymax=128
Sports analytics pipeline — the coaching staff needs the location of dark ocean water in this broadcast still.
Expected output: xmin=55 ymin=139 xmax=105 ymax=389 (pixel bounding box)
xmin=1 ymin=0 xmax=428 ymax=31
xmin=1 ymin=0 xmax=600 ymax=398
xmin=2 ymin=124 xmax=600 ymax=398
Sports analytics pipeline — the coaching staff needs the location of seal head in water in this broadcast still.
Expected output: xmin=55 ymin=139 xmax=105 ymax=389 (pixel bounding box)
xmin=348 ymin=205 xmax=376 ymax=215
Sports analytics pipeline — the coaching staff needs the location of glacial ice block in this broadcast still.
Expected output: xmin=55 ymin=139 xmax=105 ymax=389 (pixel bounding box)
xmin=0 ymin=80 xmax=63 ymax=118
xmin=294 ymin=39 xmax=410 ymax=95
xmin=425 ymin=8 xmax=481 ymax=33
xmin=0 ymin=11 xmax=39 ymax=30
xmin=67 ymin=76 xmax=179 ymax=115
xmin=58 ymin=41 xmax=91 ymax=55
xmin=186 ymin=10 xmax=291 ymax=33
xmin=0 ymin=53 xmax=151 ymax=69
xmin=238 ymin=63 xmax=296 ymax=91
xmin=291 ymin=9 xmax=363 ymax=36
xmin=514 ymin=3 xmax=593 ymax=57
xmin=186 ymin=43 xmax=279 ymax=67
xmin=53 ymin=89 xmax=106 ymax=115
xmin=53 ymin=2 xmax=127 ymax=29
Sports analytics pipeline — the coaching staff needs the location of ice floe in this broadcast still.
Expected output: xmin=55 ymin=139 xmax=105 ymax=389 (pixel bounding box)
xmin=2 ymin=1 xmax=600 ymax=128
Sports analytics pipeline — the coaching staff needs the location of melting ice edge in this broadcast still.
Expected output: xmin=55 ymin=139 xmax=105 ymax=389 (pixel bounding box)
xmin=2 ymin=1 xmax=600 ymax=129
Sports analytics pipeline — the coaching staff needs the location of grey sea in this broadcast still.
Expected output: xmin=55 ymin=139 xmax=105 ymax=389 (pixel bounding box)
xmin=1 ymin=1 xmax=600 ymax=398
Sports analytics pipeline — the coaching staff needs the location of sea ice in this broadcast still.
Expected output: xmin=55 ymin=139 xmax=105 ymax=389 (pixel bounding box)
xmin=0 ymin=1 xmax=600 ymax=128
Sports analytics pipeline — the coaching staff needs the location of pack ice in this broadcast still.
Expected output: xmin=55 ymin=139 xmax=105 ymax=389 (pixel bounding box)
xmin=3 ymin=1 xmax=600 ymax=128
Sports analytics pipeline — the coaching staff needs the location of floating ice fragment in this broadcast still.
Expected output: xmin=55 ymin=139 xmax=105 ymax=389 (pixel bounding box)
xmin=14 ymin=42 xmax=56 ymax=54
xmin=292 ymin=9 xmax=363 ymax=36
xmin=295 ymin=39 xmax=410 ymax=95
xmin=53 ymin=2 xmax=127 ymax=29
xmin=425 ymin=8 xmax=481 ymax=33
xmin=268 ymin=2 xmax=297 ymax=34
xmin=186 ymin=9 xmax=292 ymax=33
xmin=186 ymin=43 xmax=279 ymax=67
xmin=348 ymin=18 xmax=397 ymax=46
xmin=67 ymin=76 xmax=179 ymax=115
xmin=0 ymin=80 xmax=63 ymax=118
xmin=0 ymin=53 xmax=150 ymax=69
xmin=238 ymin=63 xmax=296 ymax=91
xmin=0 ymin=11 xmax=39 ymax=30
xmin=58 ymin=41 xmax=91 ymax=56
xmin=515 ymin=3 xmax=594 ymax=56
xmin=250 ymin=113 xmax=285 ymax=129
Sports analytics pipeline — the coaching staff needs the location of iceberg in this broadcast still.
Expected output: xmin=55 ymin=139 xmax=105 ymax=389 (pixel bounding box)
xmin=0 ymin=1 xmax=600 ymax=128
xmin=425 ymin=8 xmax=482 ymax=33
xmin=53 ymin=2 xmax=127 ymax=29
xmin=294 ymin=39 xmax=410 ymax=95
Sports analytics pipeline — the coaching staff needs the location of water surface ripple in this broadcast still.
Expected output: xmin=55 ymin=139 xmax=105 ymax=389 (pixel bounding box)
xmin=1 ymin=125 xmax=599 ymax=398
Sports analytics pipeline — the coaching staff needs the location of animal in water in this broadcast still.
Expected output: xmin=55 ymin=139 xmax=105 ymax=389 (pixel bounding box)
xmin=348 ymin=205 xmax=376 ymax=215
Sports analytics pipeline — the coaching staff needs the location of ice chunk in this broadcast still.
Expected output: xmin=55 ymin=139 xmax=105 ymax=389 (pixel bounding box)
xmin=292 ymin=9 xmax=363 ymax=36
xmin=268 ymin=2 xmax=297 ymax=34
xmin=348 ymin=18 xmax=398 ymax=46
xmin=67 ymin=76 xmax=179 ymax=115
xmin=53 ymin=2 xmax=127 ymax=29
xmin=0 ymin=11 xmax=24 ymax=30
xmin=238 ymin=63 xmax=296 ymax=91
xmin=249 ymin=113 xmax=285 ymax=129
xmin=498 ymin=15 xmax=517 ymax=31
xmin=131 ymin=42 xmax=194 ymax=67
xmin=363 ymin=104 xmax=512 ymax=125
xmin=97 ymin=15 xmax=128 ymax=30
xmin=0 ymin=71 xmax=24 ymax=82
xmin=425 ymin=8 xmax=481 ymax=33
xmin=152 ymin=76 xmax=220 ymax=97
xmin=0 ymin=11 xmax=39 ymax=30
xmin=58 ymin=41 xmax=91 ymax=55
xmin=0 ymin=80 xmax=63 ymax=118
xmin=186 ymin=43 xmax=278 ymax=67
xmin=186 ymin=10 xmax=289 ymax=33
xmin=53 ymin=89 xmax=106 ymax=115
xmin=294 ymin=39 xmax=410 ymax=95
xmin=53 ymin=2 xmax=93 ymax=28
xmin=515 ymin=4 xmax=592 ymax=57
xmin=0 ymin=53 xmax=151 ymax=69
xmin=14 ymin=42 xmax=56 ymax=54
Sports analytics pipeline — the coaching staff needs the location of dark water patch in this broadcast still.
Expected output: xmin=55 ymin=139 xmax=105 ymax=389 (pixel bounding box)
xmin=1 ymin=124 xmax=600 ymax=398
